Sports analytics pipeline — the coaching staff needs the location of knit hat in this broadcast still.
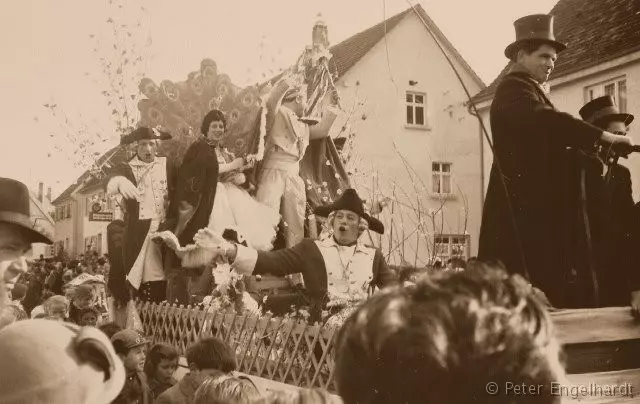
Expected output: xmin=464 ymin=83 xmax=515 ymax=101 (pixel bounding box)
xmin=0 ymin=319 xmax=125 ymax=404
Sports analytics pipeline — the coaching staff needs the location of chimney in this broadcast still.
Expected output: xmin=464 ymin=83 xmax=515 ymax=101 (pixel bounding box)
xmin=38 ymin=182 xmax=44 ymax=202
xmin=47 ymin=187 xmax=52 ymax=202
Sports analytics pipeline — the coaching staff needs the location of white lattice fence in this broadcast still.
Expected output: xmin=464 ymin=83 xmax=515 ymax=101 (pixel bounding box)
xmin=136 ymin=301 xmax=339 ymax=391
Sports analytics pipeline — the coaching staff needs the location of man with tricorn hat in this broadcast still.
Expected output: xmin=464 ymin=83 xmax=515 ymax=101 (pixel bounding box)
xmin=478 ymin=14 xmax=635 ymax=308
xmin=576 ymin=96 xmax=638 ymax=308
xmin=0 ymin=177 xmax=53 ymax=329
xmin=173 ymin=188 xmax=397 ymax=323
xmin=105 ymin=126 xmax=174 ymax=304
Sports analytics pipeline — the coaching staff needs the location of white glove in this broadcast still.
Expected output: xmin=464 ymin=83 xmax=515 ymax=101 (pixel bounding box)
xmin=117 ymin=178 xmax=140 ymax=200
xmin=193 ymin=228 xmax=234 ymax=254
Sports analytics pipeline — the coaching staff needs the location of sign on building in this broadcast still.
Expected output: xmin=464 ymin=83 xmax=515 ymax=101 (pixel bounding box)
xmin=89 ymin=212 xmax=114 ymax=221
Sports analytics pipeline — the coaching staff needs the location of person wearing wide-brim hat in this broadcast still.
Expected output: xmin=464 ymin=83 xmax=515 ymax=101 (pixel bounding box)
xmin=0 ymin=177 xmax=53 ymax=318
xmin=104 ymin=126 xmax=174 ymax=307
xmin=478 ymin=15 xmax=635 ymax=309
xmin=577 ymin=96 xmax=639 ymax=308
xmin=176 ymin=188 xmax=397 ymax=323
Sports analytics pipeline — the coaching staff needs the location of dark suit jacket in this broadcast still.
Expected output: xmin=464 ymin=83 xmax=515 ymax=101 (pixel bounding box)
xmin=478 ymin=70 xmax=603 ymax=307
xmin=252 ymin=238 xmax=396 ymax=322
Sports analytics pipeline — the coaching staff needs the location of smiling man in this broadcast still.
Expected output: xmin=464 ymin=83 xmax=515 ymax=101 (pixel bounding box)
xmin=0 ymin=178 xmax=53 ymax=327
xmin=478 ymin=14 xmax=635 ymax=308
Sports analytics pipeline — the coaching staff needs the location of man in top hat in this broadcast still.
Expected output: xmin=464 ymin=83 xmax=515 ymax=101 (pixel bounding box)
xmin=105 ymin=127 xmax=174 ymax=304
xmin=0 ymin=178 xmax=53 ymax=329
xmin=577 ymin=96 xmax=638 ymax=307
xmin=478 ymin=14 xmax=635 ymax=308
xmin=184 ymin=188 xmax=396 ymax=323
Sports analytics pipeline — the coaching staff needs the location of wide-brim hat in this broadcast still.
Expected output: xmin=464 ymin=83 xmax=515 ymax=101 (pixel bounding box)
xmin=314 ymin=188 xmax=385 ymax=234
xmin=579 ymin=95 xmax=634 ymax=127
xmin=0 ymin=178 xmax=53 ymax=244
xmin=120 ymin=126 xmax=172 ymax=145
xmin=504 ymin=14 xmax=567 ymax=59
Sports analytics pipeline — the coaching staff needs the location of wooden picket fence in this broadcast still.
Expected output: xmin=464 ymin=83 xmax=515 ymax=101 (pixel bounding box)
xmin=135 ymin=301 xmax=340 ymax=392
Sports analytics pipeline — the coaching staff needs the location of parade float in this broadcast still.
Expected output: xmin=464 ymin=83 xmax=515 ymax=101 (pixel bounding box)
xmin=130 ymin=19 xmax=360 ymax=392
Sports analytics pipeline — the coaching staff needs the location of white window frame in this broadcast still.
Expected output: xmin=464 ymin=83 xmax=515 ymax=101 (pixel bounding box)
xmin=432 ymin=162 xmax=453 ymax=196
xmin=405 ymin=91 xmax=428 ymax=129
xmin=434 ymin=234 xmax=470 ymax=260
xmin=584 ymin=77 xmax=627 ymax=113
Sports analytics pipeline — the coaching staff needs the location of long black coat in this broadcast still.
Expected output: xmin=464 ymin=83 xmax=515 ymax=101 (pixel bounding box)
xmin=478 ymin=71 xmax=603 ymax=308
xmin=598 ymin=164 xmax=638 ymax=305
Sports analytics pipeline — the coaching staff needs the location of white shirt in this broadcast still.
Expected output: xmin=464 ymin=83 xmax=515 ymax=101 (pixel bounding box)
xmin=128 ymin=156 xmax=168 ymax=221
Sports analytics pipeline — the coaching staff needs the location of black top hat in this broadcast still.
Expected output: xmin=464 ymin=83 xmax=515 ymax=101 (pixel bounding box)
xmin=504 ymin=14 xmax=567 ymax=59
xmin=0 ymin=178 xmax=53 ymax=244
xmin=120 ymin=127 xmax=172 ymax=146
xmin=579 ymin=95 xmax=634 ymax=127
xmin=314 ymin=188 xmax=385 ymax=234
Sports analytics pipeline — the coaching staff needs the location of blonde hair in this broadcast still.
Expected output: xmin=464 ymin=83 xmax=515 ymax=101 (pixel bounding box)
xmin=43 ymin=295 xmax=69 ymax=319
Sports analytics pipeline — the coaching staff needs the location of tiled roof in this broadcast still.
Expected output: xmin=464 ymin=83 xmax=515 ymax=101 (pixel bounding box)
xmin=265 ymin=5 xmax=483 ymax=87
xmin=472 ymin=0 xmax=640 ymax=103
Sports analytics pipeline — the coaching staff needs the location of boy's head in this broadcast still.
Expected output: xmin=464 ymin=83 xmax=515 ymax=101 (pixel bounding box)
xmin=72 ymin=284 xmax=95 ymax=309
xmin=79 ymin=306 xmax=100 ymax=327
xmin=186 ymin=336 xmax=237 ymax=373
xmin=144 ymin=343 xmax=179 ymax=384
xmin=335 ymin=265 xmax=565 ymax=404
xmin=43 ymin=295 xmax=69 ymax=319
xmin=111 ymin=329 xmax=147 ymax=373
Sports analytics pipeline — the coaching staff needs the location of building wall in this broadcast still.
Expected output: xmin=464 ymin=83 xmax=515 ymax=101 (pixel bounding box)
xmin=333 ymin=13 xmax=484 ymax=265
xmin=29 ymin=194 xmax=55 ymax=259
xmin=78 ymin=188 xmax=111 ymax=255
xmin=53 ymin=198 xmax=77 ymax=256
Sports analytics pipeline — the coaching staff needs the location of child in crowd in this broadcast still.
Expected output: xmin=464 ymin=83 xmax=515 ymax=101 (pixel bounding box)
xmin=111 ymin=329 xmax=151 ymax=404
xmin=43 ymin=295 xmax=70 ymax=321
xmin=193 ymin=374 xmax=260 ymax=404
xmin=68 ymin=284 xmax=95 ymax=324
xmin=144 ymin=343 xmax=179 ymax=399
xmin=78 ymin=306 xmax=100 ymax=327
xmin=156 ymin=337 xmax=237 ymax=404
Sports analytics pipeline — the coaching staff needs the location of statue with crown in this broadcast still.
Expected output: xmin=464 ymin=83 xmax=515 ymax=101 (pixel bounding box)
xmin=133 ymin=16 xmax=349 ymax=305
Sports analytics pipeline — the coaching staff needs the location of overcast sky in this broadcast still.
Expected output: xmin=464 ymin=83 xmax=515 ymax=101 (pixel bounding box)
xmin=0 ymin=0 xmax=558 ymax=197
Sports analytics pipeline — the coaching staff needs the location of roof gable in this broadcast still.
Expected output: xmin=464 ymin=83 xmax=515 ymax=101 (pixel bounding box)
xmin=473 ymin=0 xmax=640 ymax=102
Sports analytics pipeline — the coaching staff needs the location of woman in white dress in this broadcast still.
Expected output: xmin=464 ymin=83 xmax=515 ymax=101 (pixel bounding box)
xmin=204 ymin=109 xmax=280 ymax=251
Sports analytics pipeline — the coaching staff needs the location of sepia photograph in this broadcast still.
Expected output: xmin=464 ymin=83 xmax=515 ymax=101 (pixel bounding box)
xmin=1 ymin=0 xmax=639 ymax=402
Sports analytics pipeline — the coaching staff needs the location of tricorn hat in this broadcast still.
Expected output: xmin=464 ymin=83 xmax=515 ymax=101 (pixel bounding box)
xmin=0 ymin=178 xmax=53 ymax=244
xmin=314 ymin=188 xmax=385 ymax=234
xmin=120 ymin=126 xmax=172 ymax=145
xmin=504 ymin=14 xmax=567 ymax=59
xmin=579 ymin=95 xmax=634 ymax=127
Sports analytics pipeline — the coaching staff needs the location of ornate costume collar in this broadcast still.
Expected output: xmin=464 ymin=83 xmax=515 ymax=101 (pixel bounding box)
xmin=318 ymin=235 xmax=368 ymax=253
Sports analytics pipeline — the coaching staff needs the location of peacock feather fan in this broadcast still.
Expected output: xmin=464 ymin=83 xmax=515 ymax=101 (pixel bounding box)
xmin=137 ymin=58 xmax=266 ymax=166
